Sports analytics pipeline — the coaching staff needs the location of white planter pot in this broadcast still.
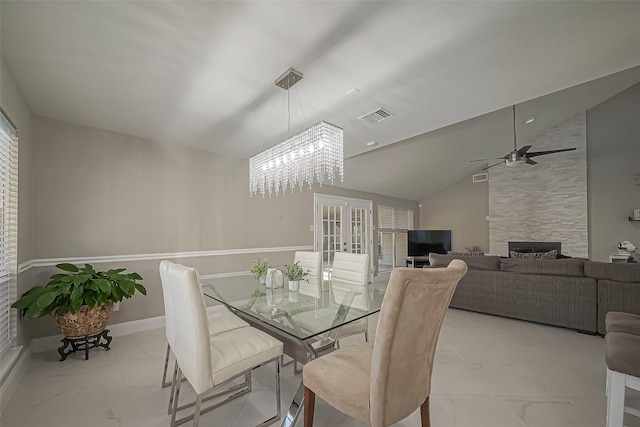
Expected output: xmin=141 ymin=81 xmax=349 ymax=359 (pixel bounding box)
xmin=288 ymin=280 xmax=300 ymax=292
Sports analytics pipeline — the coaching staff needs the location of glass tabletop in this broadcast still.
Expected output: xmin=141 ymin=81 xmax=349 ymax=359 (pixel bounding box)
xmin=201 ymin=274 xmax=386 ymax=341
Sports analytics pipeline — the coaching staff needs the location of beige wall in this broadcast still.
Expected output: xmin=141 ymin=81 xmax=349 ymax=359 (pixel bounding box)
xmin=587 ymin=83 xmax=640 ymax=262
xmin=1 ymin=54 xmax=34 ymax=347
xmin=419 ymin=174 xmax=489 ymax=253
xmin=1 ymin=56 xmax=33 ymax=265
xmin=28 ymin=116 xmax=418 ymax=338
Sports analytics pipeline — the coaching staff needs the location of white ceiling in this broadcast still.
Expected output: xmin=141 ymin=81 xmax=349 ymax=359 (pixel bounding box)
xmin=2 ymin=1 xmax=640 ymax=201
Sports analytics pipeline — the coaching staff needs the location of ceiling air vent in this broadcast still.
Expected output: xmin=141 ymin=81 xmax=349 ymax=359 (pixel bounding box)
xmin=472 ymin=173 xmax=488 ymax=183
xmin=359 ymin=108 xmax=393 ymax=124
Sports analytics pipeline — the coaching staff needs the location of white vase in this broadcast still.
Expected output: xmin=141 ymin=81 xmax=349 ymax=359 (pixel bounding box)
xmin=266 ymin=288 xmax=284 ymax=307
xmin=266 ymin=268 xmax=283 ymax=288
xmin=288 ymin=291 xmax=299 ymax=303
xmin=258 ymin=275 xmax=266 ymax=286
xmin=288 ymin=280 xmax=300 ymax=292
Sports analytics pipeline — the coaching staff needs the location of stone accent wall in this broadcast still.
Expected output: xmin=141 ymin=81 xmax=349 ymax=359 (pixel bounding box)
xmin=488 ymin=113 xmax=588 ymax=257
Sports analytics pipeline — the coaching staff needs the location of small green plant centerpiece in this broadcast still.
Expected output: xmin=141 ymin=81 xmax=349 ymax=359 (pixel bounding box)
xmin=11 ymin=263 xmax=146 ymax=339
xmin=250 ymin=258 xmax=275 ymax=286
xmin=283 ymin=261 xmax=309 ymax=291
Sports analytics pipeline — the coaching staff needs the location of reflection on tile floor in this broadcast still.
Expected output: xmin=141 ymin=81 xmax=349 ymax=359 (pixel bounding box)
xmin=3 ymin=308 xmax=640 ymax=427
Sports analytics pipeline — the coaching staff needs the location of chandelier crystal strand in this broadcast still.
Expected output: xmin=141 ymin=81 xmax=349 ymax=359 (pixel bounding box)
xmin=249 ymin=121 xmax=343 ymax=197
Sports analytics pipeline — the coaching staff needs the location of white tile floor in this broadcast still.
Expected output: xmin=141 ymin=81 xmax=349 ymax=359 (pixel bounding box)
xmin=3 ymin=309 xmax=640 ymax=427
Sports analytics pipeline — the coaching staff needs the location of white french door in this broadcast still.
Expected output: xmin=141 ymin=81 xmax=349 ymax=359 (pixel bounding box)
xmin=313 ymin=194 xmax=373 ymax=280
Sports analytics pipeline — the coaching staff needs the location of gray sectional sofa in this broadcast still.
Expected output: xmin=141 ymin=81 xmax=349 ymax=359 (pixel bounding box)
xmin=428 ymin=253 xmax=640 ymax=334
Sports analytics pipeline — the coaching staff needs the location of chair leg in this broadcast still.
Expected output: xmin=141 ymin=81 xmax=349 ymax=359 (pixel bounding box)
xmin=168 ymin=360 xmax=179 ymax=414
xmin=193 ymin=394 xmax=202 ymax=427
xmin=170 ymin=368 xmax=183 ymax=427
xmin=276 ymin=358 xmax=282 ymax=420
xmin=420 ymin=396 xmax=430 ymax=427
xmin=607 ymin=371 xmax=625 ymax=427
xmin=161 ymin=343 xmax=172 ymax=388
xmin=246 ymin=371 xmax=252 ymax=392
xmin=304 ymin=387 xmax=315 ymax=427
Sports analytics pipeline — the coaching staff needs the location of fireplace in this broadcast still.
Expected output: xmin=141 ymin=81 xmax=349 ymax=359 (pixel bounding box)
xmin=508 ymin=241 xmax=562 ymax=257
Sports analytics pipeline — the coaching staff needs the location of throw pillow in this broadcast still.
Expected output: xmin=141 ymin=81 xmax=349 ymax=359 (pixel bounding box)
xmin=448 ymin=251 xmax=484 ymax=256
xmin=510 ymin=249 xmax=557 ymax=260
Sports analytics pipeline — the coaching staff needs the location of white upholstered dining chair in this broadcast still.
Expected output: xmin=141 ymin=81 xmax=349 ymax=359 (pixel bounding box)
xmin=330 ymin=252 xmax=370 ymax=345
xmin=294 ymin=251 xmax=323 ymax=282
xmin=303 ymin=261 xmax=468 ymax=427
xmin=289 ymin=252 xmax=370 ymax=350
xmin=161 ymin=261 xmax=283 ymax=427
xmin=159 ymin=261 xmax=249 ymax=413
xmin=294 ymin=251 xmax=323 ymax=300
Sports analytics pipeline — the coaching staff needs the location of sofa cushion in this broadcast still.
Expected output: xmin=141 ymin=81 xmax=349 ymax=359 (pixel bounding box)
xmin=500 ymin=258 xmax=585 ymax=277
xmin=585 ymin=261 xmax=640 ymax=283
xmin=605 ymin=332 xmax=640 ymax=377
xmin=429 ymin=253 xmax=500 ymax=271
xmin=597 ymin=279 xmax=640 ymax=334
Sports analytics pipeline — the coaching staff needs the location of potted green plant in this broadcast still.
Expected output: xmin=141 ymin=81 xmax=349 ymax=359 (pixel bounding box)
xmin=250 ymin=258 xmax=275 ymax=286
xmin=283 ymin=261 xmax=309 ymax=291
xmin=617 ymin=240 xmax=636 ymax=255
xmin=11 ymin=263 xmax=146 ymax=339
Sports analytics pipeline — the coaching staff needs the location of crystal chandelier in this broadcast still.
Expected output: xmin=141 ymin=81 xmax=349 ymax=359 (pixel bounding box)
xmin=249 ymin=68 xmax=344 ymax=197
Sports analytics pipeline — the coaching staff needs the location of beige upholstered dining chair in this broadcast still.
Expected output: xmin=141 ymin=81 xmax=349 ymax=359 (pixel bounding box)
xmin=303 ymin=260 xmax=468 ymax=427
xmin=162 ymin=261 xmax=283 ymax=427
xmin=159 ymin=261 xmax=249 ymax=413
xmin=331 ymin=252 xmax=370 ymax=344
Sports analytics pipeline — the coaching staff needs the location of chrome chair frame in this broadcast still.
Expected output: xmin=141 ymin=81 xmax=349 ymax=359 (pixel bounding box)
xmin=170 ymin=356 xmax=281 ymax=427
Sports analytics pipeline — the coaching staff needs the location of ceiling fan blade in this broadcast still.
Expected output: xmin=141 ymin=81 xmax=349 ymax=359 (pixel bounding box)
xmin=469 ymin=157 xmax=505 ymax=162
xmin=482 ymin=161 xmax=504 ymax=171
xmin=526 ymin=158 xmax=538 ymax=165
xmin=527 ymin=147 xmax=577 ymax=158
xmin=516 ymin=145 xmax=532 ymax=156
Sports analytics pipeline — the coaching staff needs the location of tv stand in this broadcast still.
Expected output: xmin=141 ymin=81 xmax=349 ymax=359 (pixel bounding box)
xmin=406 ymin=256 xmax=430 ymax=268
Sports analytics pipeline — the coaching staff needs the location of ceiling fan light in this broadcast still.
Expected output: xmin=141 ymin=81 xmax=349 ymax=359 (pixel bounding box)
xmin=505 ymin=159 xmax=526 ymax=167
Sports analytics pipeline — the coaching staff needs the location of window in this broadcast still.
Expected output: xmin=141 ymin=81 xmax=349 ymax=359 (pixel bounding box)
xmin=0 ymin=111 xmax=18 ymax=354
xmin=378 ymin=206 xmax=413 ymax=272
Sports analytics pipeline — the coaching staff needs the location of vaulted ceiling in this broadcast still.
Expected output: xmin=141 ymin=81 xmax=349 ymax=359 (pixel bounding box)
xmin=2 ymin=1 xmax=640 ymax=201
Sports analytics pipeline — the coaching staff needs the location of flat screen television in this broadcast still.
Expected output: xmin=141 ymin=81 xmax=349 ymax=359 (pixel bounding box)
xmin=408 ymin=230 xmax=452 ymax=256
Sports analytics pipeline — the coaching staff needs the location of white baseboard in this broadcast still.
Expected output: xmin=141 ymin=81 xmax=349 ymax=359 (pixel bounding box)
xmin=1 ymin=344 xmax=31 ymax=412
xmin=31 ymin=305 xmax=229 ymax=354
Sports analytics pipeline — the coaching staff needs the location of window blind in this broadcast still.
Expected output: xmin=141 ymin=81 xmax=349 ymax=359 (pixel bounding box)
xmin=377 ymin=206 xmax=413 ymax=232
xmin=0 ymin=111 xmax=18 ymax=354
xmin=378 ymin=206 xmax=413 ymax=271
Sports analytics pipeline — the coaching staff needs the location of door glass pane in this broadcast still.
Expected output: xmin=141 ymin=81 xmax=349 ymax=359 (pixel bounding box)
xmin=322 ymin=204 xmax=342 ymax=269
xmin=378 ymin=232 xmax=394 ymax=272
xmin=395 ymin=232 xmax=408 ymax=267
xmin=351 ymin=207 xmax=366 ymax=254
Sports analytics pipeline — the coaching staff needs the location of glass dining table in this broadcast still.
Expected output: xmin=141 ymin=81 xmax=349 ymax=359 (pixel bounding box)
xmin=201 ymin=274 xmax=386 ymax=427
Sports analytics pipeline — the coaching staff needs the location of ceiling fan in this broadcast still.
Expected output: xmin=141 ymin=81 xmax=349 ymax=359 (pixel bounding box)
xmin=470 ymin=105 xmax=576 ymax=170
